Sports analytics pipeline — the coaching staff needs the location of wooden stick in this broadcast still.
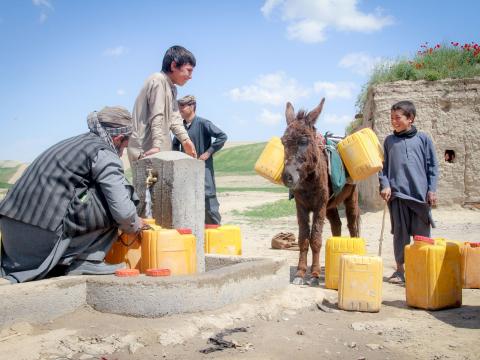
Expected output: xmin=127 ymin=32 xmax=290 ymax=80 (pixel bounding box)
xmin=378 ymin=202 xmax=387 ymax=257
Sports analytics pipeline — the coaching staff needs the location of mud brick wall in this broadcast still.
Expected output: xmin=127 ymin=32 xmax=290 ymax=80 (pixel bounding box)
xmin=358 ymin=77 xmax=480 ymax=209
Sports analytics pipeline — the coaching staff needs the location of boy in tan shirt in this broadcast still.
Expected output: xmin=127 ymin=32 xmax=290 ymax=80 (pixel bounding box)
xmin=128 ymin=45 xmax=197 ymax=168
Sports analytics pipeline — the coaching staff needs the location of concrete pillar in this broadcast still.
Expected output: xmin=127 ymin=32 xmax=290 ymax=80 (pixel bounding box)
xmin=135 ymin=151 xmax=206 ymax=272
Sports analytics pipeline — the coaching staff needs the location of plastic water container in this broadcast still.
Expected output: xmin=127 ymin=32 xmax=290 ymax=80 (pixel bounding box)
xmin=405 ymin=235 xmax=462 ymax=310
xmin=143 ymin=218 xmax=157 ymax=225
xmin=204 ymin=225 xmax=242 ymax=255
xmin=325 ymin=237 xmax=366 ymax=290
xmin=337 ymin=128 xmax=383 ymax=181
xmin=105 ymin=218 xmax=163 ymax=269
xmin=254 ymin=137 xmax=285 ymax=185
xmin=141 ymin=228 xmax=191 ymax=275
xmin=177 ymin=228 xmax=197 ymax=274
xmin=461 ymin=242 xmax=480 ymax=289
xmin=204 ymin=224 xmax=220 ymax=254
xmin=338 ymin=255 xmax=383 ymax=312
xmin=105 ymin=233 xmax=142 ymax=270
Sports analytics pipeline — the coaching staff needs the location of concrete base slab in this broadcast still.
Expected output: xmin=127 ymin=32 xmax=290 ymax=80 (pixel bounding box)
xmin=0 ymin=277 xmax=86 ymax=326
xmin=0 ymin=255 xmax=289 ymax=326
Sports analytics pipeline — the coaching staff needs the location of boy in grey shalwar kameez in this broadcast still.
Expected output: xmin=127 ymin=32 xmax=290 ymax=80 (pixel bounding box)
xmin=173 ymin=95 xmax=227 ymax=225
xmin=379 ymin=100 xmax=439 ymax=284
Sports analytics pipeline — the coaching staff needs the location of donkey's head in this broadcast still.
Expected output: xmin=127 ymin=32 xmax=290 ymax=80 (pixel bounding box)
xmin=281 ymin=98 xmax=325 ymax=189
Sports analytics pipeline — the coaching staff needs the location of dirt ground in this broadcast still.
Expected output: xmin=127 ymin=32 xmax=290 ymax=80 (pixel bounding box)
xmin=0 ymin=175 xmax=479 ymax=360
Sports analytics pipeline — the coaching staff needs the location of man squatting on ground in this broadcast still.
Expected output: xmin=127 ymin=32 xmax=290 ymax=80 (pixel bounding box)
xmin=173 ymin=95 xmax=227 ymax=225
xmin=379 ymin=100 xmax=439 ymax=284
xmin=0 ymin=107 xmax=144 ymax=284
xmin=127 ymin=45 xmax=198 ymax=183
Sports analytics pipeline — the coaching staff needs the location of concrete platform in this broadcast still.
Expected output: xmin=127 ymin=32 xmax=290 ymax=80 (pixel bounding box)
xmin=0 ymin=255 xmax=289 ymax=326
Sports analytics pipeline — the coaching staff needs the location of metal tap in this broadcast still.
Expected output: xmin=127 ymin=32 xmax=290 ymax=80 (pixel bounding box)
xmin=146 ymin=168 xmax=158 ymax=187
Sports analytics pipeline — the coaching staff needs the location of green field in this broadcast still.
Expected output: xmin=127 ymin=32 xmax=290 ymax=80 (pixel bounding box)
xmin=0 ymin=166 xmax=19 ymax=189
xmin=214 ymin=142 xmax=266 ymax=175
xmin=125 ymin=167 xmax=133 ymax=183
xmin=233 ymin=198 xmax=296 ymax=220
xmin=217 ymin=186 xmax=287 ymax=193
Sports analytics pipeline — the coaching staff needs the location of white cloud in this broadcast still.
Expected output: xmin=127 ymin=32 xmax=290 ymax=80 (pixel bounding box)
xmin=33 ymin=0 xmax=53 ymax=24
xmin=39 ymin=12 xmax=48 ymax=23
xmin=103 ymin=46 xmax=129 ymax=57
xmin=339 ymin=52 xmax=385 ymax=76
xmin=32 ymin=0 xmax=53 ymax=9
xmin=258 ymin=109 xmax=282 ymax=126
xmin=322 ymin=113 xmax=352 ymax=126
xmin=287 ymin=20 xmax=326 ymax=43
xmin=228 ymin=71 xmax=309 ymax=106
xmin=313 ymin=81 xmax=356 ymax=99
xmin=262 ymin=0 xmax=393 ymax=43
xmin=117 ymin=89 xmax=126 ymax=96
xmin=261 ymin=0 xmax=283 ymax=17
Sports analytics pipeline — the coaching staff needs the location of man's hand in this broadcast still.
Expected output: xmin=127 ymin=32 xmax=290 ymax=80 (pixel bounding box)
xmin=182 ymin=139 xmax=197 ymax=158
xmin=427 ymin=191 xmax=437 ymax=207
xmin=380 ymin=187 xmax=391 ymax=202
xmin=143 ymin=147 xmax=160 ymax=157
xmin=198 ymin=152 xmax=211 ymax=161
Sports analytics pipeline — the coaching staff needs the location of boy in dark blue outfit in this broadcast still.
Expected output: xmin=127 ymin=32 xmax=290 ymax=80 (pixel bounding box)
xmin=173 ymin=95 xmax=227 ymax=224
xmin=379 ymin=101 xmax=439 ymax=284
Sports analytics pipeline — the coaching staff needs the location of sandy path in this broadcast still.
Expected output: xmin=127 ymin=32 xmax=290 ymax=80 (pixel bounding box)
xmin=0 ymin=188 xmax=478 ymax=360
xmin=7 ymin=163 xmax=28 ymax=184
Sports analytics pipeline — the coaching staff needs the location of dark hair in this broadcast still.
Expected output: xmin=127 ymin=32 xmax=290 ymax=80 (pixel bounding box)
xmin=391 ymin=100 xmax=416 ymax=119
xmin=162 ymin=45 xmax=196 ymax=73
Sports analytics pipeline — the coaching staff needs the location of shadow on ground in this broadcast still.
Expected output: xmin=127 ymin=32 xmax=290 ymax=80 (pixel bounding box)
xmin=383 ymin=300 xmax=480 ymax=329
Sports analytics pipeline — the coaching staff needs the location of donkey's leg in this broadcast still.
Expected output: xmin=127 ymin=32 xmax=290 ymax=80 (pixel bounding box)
xmin=326 ymin=207 xmax=341 ymax=236
xmin=308 ymin=207 xmax=327 ymax=286
xmin=293 ymin=205 xmax=310 ymax=285
xmin=344 ymin=186 xmax=360 ymax=237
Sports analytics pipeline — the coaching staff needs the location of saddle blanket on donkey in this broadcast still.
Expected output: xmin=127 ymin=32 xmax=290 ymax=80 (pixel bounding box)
xmin=323 ymin=132 xmax=348 ymax=196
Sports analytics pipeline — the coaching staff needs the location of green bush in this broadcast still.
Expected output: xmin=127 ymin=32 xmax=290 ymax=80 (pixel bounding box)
xmin=357 ymin=42 xmax=480 ymax=112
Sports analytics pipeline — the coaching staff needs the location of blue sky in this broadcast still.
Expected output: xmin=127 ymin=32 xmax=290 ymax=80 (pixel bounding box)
xmin=0 ymin=0 xmax=478 ymax=162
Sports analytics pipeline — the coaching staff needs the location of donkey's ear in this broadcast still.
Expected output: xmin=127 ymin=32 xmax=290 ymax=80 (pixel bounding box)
xmin=306 ymin=98 xmax=325 ymax=127
xmin=285 ymin=102 xmax=295 ymax=125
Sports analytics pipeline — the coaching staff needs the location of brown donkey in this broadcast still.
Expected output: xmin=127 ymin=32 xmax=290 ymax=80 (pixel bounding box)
xmin=281 ymin=98 xmax=360 ymax=286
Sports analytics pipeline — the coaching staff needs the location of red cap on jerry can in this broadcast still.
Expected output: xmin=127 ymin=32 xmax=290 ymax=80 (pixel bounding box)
xmin=413 ymin=235 xmax=434 ymax=244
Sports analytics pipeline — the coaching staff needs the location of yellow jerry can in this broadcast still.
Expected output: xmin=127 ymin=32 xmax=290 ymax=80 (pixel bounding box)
xmin=338 ymin=255 xmax=383 ymax=312
xmin=177 ymin=228 xmax=197 ymax=274
xmin=254 ymin=137 xmax=285 ymax=185
xmin=141 ymin=228 xmax=192 ymax=275
xmin=337 ymin=128 xmax=383 ymax=181
xmin=405 ymin=236 xmax=462 ymax=310
xmin=461 ymin=242 xmax=480 ymax=289
xmin=105 ymin=233 xmax=142 ymax=270
xmin=105 ymin=218 xmax=162 ymax=269
xmin=325 ymin=237 xmax=366 ymax=290
xmin=204 ymin=224 xmax=242 ymax=255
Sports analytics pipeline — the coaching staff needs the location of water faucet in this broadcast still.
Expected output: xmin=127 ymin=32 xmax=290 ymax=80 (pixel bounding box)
xmin=146 ymin=168 xmax=158 ymax=188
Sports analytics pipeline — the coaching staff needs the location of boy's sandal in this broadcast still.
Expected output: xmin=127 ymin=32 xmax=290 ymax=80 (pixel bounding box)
xmin=388 ymin=271 xmax=405 ymax=284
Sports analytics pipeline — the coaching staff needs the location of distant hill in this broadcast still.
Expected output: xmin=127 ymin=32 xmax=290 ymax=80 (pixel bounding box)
xmin=214 ymin=142 xmax=266 ymax=175
xmin=0 ymin=141 xmax=267 ymax=186
xmin=0 ymin=160 xmax=23 ymax=168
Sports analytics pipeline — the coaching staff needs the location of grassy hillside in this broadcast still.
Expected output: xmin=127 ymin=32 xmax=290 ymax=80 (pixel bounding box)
xmin=356 ymin=41 xmax=480 ymax=113
xmin=214 ymin=142 xmax=266 ymax=175
xmin=0 ymin=166 xmax=19 ymax=189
